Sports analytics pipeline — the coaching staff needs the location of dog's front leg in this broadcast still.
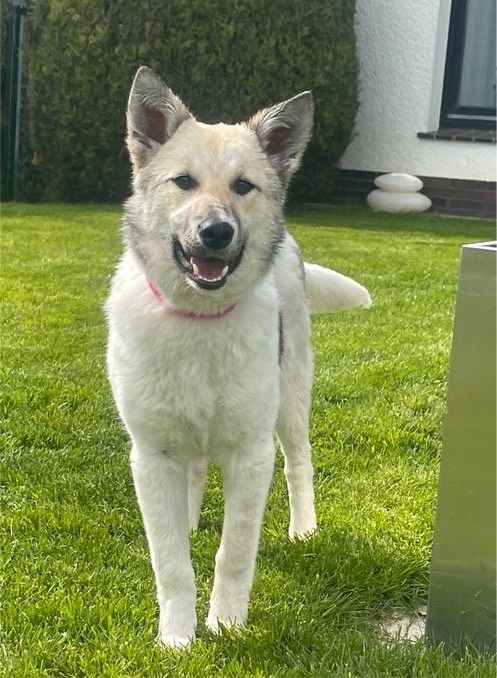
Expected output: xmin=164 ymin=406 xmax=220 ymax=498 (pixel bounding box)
xmin=130 ymin=444 xmax=196 ymax=649
xmin=207 ymin=440 xmax=275 ymax=632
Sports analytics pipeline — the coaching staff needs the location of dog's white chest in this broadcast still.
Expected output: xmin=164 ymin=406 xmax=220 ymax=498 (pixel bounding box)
xmin=106 ymin=266 xmax=281 ymax=460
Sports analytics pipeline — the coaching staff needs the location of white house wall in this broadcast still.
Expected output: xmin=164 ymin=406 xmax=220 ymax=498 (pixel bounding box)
xmin=339 ymin=0 xmax=495 ymax=182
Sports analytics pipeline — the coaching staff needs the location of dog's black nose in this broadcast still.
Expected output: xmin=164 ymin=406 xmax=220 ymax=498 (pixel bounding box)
xmin=199 ymin=220 xmax=234 ymax=250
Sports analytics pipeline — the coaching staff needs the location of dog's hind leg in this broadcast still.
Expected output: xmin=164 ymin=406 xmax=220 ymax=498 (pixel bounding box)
xmin=276 ymin=312 xmax=317 ymax=540
xmin=276 ymin=384 xmax=317 ymax=540
xmin=187 ymin=458 xmax=208 ymax=531
xmin=274 ymin=235 xmax=317 ymax=539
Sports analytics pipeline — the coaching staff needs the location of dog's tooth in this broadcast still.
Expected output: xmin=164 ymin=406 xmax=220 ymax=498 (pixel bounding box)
xmin=222 ymin=265 xmax=229 ymax=277
xmin=191 ymin=261 xmax=199 ymax=276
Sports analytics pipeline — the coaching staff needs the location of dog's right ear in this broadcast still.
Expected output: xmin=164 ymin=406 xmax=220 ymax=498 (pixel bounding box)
xmin=126 ymin=66 xmax=192 ymax=169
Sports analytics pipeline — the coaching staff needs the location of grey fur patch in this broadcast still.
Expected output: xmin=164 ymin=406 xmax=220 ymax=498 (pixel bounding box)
xmin=262 ymin=217 xmax=286 ymax=274
xmin=290 ymin=238 xmax=305 ymax=282
xmin=122 ymin=196 xmax=149 ymax=266
xmin=278 ymin=310 xmax=284 ymax=365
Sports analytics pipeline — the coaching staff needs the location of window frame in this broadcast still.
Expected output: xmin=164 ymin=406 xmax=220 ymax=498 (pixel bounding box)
xmin=440 ymin=0 xmax=496 ymax=130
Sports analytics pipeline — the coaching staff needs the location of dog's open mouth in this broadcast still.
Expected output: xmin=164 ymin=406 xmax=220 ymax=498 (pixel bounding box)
xmin=173 ymin=238 xmax=244 ymax=290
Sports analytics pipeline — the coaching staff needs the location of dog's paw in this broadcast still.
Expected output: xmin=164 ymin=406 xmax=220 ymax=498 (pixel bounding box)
xmin=206 ymin=611 xmax=246 ymax=635
xmin=289 ymin=520 xmax=317 ymax=540
xmin=158 ymin=632 xmax=194 ymax=650
xmin=188 ymin=518 xmax=200 ymax=532
xmin=157 ymin=611 xmax=196 ymax=650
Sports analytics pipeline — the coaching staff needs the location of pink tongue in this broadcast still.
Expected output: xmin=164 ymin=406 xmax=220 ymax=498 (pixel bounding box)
xmin=190 ymin=256 xmax=226 ymax=280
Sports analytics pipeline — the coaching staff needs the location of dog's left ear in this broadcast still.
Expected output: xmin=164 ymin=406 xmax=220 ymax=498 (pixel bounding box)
xmin=126 ymin=66 xmax=192 ymax=170
xmin=247 ymin=92 xmax=313 ymax=183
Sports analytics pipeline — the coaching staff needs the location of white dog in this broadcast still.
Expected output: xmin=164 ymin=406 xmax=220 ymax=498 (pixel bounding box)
xmin=106 ymin=67 xmax=371 ymax=649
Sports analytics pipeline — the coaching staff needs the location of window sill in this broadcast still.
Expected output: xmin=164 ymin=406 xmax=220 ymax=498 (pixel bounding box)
xmin=417 ymin=128 xmax=496 ymax=143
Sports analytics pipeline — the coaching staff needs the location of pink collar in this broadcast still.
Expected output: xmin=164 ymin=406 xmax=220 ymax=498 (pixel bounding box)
xmin=147 ymin=278 xmax=237 ymax=320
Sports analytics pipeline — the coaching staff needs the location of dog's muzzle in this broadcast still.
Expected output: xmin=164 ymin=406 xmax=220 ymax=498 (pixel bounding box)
xmin=173 ymin=219 xmax=244 ymax=290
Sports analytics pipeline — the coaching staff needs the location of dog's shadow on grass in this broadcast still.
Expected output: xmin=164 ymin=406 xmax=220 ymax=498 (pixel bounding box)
xmin=190 ymin=506 xmax=426 ymax=652
xmin=253 ymin=526 xmax=427 ymax=639
xmin=187 ymin=463 xmax=426 ymax=649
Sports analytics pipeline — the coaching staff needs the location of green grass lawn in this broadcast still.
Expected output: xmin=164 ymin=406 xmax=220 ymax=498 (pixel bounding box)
xmin=1 ymin=203 xmax=495 ymax=677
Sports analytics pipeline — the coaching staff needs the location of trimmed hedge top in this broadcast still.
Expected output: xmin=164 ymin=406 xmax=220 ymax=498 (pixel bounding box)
xmin=24 ymin=0 xmax=357 ymax=202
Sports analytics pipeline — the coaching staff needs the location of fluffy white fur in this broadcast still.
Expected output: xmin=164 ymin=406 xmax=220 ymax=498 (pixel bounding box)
xmin=106 ymin=67 xmax=371 ymax=649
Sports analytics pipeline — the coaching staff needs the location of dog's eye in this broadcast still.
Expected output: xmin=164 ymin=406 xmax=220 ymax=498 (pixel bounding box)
xmin=172 ymin=175 xmax=197 ymax=191
xmin=232 ymin=179 xmax=255 ymax=196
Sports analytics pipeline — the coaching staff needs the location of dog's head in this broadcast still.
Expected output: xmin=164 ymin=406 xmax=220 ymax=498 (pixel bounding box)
xmin=124 ymin=66 xmax=313 ymax=310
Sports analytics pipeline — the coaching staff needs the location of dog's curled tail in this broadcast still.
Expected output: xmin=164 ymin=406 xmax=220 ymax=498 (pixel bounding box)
xmin=304 ymin=263 xmax=372 ymax=314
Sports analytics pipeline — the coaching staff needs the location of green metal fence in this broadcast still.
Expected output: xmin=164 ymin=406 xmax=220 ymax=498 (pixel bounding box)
xmin=1 ymin=0 xmax=27 ymax=201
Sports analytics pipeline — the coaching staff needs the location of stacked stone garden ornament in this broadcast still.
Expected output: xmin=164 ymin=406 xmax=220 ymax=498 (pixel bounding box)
xmin=367 ymin=173 xmax=432 ymax=213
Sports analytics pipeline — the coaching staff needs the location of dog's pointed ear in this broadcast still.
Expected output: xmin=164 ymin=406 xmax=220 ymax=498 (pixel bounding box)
xmin=247 ymin=92 xmax=313 ymax=183
xmin=126 ymin=66 xmax=192 ymax=169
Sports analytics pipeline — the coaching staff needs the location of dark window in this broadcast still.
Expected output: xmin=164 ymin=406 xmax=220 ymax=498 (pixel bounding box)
xmin=440 ymin=0 xmax=496 ymax=129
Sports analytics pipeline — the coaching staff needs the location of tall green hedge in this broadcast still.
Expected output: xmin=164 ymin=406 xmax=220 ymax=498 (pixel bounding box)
xmin=23 ymin=0 xmax=357 ymax=202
